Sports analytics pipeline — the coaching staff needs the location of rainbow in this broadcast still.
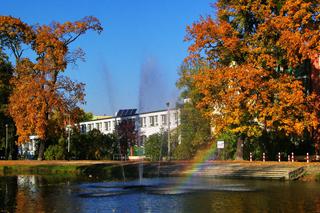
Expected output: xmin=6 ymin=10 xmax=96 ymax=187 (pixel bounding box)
xmin=173 ymin=144 xmax=217 ymax=192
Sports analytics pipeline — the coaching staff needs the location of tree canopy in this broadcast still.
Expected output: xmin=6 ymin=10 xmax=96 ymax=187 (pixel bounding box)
xmin=0 ymin=55 xmax=14 ymax=157
xmin=183 ymin=0 xmax=320 ymax=150
xmin=0 ymin=16 xmax=103 ymax=159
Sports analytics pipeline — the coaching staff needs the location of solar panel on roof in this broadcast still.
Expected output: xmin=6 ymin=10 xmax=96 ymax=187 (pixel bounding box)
xmin=116 ymin=109 xmax=137 ymax=117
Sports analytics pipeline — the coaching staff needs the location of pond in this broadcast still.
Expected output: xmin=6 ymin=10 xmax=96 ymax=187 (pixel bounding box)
xmin=1 ymin=175 xmax=320 ymax=212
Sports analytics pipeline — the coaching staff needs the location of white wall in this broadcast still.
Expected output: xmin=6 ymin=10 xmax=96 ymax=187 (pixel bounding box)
xmin=79 ymin=109 xmax=180 ymax=139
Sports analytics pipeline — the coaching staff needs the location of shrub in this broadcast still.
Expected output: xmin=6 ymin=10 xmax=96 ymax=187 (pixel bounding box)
xmin=70 ymin=129 xmax=116 ymax=160
xmin=214 ymin=130 xmax=237 ymax=160
xmin=44 ymin=137 xmax=66 ymax=160
xmin=144 ymin=133 xmax=167 ymax=161
xmin=173 ymin=143 xmax=193 ymax=160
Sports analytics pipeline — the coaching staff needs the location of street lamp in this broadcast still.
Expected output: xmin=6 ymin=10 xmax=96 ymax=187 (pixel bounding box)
xmin=5 ymin=124 xmax=8 ymax=160
xmin=166 ymin=102 xmax=170 ymax=160
xmin=67 ymin=115 xmax=71 ymax=154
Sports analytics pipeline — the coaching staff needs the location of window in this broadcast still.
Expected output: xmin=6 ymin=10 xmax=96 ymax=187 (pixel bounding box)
xmin=161 ymin=114 xmax=167 ymax=125
xmin=88 ymin=124 xmax=92 ymax=131
xmin=149 ymin=116 xmax=155 ymax=126
xmin=81 ymin=124 xmax=86 ymax=133
xmin=149 ymin=115 xmax=158 ymax=127
xmin=154 ymin=115 xmax=158 ymax=126
xmin=140 ymin=117 xmax=146 ymax=127
xmin=104 ymin=121 xmax=112 ymax=131
xmin=96 ymin=123 xmax=102 ymax=131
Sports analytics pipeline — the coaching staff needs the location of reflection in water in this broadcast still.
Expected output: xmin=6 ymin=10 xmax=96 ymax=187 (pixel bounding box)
xmin=1 ymin=176 xmax=320 ymax=212
xmin=0 ymin=175 xmax=83 ymax=213
xmin=0 ymin=176 xmax=17 ymax=213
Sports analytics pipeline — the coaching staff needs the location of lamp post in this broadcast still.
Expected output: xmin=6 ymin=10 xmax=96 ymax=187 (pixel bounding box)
xmin=166 ymin=102 xmax=170 ymax=161
xmin=67 ymin=115 xmax=71 ymax=154
xmin=5 ymin=124 xmax=8 ymax=160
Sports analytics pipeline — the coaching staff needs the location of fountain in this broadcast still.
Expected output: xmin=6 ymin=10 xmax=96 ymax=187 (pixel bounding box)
xmin=136 ymin=57 xmax=172 ymax=185
xmin=102 ymin=63 xmax=126 ymax=182
xmin=100 ymin=57 xmax=175 ymax=189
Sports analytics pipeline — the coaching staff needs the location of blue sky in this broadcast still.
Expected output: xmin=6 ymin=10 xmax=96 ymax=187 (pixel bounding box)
xmin=1 ymin=0 xmax=214 ymax=115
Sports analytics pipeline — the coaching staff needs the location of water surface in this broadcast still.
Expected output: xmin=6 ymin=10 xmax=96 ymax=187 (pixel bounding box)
xmin=1 ymin=175 xmax=320 ymax=212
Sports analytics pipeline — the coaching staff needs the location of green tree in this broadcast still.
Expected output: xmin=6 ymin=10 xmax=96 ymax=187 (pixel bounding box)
xmin=144 ymin=132 xmax=168 ymax=161
xmin=75 ymin=109 xmax=93 ymax=122
xmin=70 ymin=129 xmax=116 ymax=160
xmin=175 ymin=63 xmax=212 ymax=160
xmin=0 ymin=55 xmax=15 ymax=159
xmin=44 ymin=136 xmax=66 ymax=160
xmin=173 ymin=102 xmax=211 ymax=160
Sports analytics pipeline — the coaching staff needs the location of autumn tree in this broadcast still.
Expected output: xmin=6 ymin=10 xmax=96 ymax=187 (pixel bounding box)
xmin=183 ymin=0 xmax=320 ymax=157
xmin=115 ymin=119 xmax=137 ymax=158
xmin=0 ymin=16 xmax=103 ymax=159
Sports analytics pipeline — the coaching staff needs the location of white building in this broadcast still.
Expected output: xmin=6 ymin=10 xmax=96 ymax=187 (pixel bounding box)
xmin=19 ymin=135 xmax=39 ymax=159
xmin=79 ymin=108 xmax=180 ymax=145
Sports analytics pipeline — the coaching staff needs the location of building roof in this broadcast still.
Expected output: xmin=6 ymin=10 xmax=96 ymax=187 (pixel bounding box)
xmin=80 ymin=108 xmax=178 ymax=123
xmin=92 ymin=115 xmax=112 ymax=120
xmin=116 ymin=109 xmax=137 ymax=117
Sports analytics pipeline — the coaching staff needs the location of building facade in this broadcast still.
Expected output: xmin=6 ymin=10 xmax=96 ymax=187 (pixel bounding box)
xmin=79 ymin=108 xmax=180 ymax=145
xmin=18 ymin=135 xmax=39 ymax=159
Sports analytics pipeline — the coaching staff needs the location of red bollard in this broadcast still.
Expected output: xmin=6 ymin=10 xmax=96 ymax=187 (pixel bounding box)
xmin=250 ymin=152 xmax=252 ymax=162
xmin=278 ymin=152 xmax=281 ymax=162
xmin=307 ymin=153 xmax=309 ymax=163
xmin=263 ymin=153 xmax=265 ymax=162
xmin=288 ymin=154 xmax=291 ymax=162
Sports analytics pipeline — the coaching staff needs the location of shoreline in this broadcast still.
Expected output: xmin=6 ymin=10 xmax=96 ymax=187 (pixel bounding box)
xmin=0 ymin=160 xmax=319 ymax=181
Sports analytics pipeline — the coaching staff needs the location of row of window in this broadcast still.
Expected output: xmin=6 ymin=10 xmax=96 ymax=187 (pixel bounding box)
xmin=81 ymin=113 xmax=179 ymax=132
xmin=139 ymin=113 xmax=178 ymax=127
xmin=140 ymin=114 xmax=164 ymax=127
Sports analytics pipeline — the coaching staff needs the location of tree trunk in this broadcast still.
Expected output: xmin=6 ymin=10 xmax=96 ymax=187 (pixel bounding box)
xmin=235 ymin=136 xmax=244 ymax=160
xmin=37 ymin=141 xmax=45 ymax=160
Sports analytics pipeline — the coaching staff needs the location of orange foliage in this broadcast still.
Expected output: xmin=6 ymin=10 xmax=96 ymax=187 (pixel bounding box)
xmin=186 ymin=0 xmax=319 ymax=69
xmin=0 ymin=16 xmax=102 ymax=146
xmin=194 ymin=65 xmax=319 ymax=137
xmin=184 ymin=0 xmax=319 ymax=140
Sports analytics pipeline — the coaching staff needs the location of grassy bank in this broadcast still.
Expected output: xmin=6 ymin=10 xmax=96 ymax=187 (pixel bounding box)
xmin=0 ymin=161 xmax=173 ymax=180
xmin=0 ymin=164 xmax=81 ymax=175
xmin=299 ymin=165 xmax=320 ymax=182
xmin=0 ymin=160 xmax=320 ymax=181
